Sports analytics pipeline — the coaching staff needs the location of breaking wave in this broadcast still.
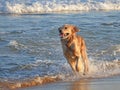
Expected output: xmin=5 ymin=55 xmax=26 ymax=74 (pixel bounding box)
xmin=0 ymin=0 xmax=120 ymax=14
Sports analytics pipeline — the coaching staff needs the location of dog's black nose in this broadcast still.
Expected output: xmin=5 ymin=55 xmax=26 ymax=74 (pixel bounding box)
xmin=59 ymin=30 xmax=62 ymax=33
xmin=58 ymin=27 xmax=62 ymax=33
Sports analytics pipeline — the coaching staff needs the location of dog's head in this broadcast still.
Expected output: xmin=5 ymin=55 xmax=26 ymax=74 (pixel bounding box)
xmin=58 ymin=24 xmax=80 ymax=39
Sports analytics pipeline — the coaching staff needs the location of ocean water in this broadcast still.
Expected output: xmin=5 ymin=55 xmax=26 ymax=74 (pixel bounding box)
xmin=0 ymin=0 xmax=120 ymax=83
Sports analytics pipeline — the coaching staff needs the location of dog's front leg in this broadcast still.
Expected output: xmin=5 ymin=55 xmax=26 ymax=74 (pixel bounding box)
xmin=76 ymin=56 xmax=84 ymax=74
xmin=68 ymin=59 xmax=77 ymax=73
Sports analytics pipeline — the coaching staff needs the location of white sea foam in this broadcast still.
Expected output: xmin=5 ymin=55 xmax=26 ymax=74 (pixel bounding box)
xmin=9 ymin=40 xmax=19 ymax=46
xmin=9 ymin=40 xmax=27 ymax=50
xmin=87 ymin=58 xmax=120 ymax=79
xmin=0 ymin=0 xmax=120 ymax=14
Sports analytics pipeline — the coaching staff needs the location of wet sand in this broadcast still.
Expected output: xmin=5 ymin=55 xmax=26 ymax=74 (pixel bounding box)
xmin=19 ymin=76 xmax=120 ymax=90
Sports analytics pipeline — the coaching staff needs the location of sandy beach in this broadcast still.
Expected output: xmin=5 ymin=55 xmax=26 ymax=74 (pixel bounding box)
xmin=18 ymin=76 xmax=120 ymax=90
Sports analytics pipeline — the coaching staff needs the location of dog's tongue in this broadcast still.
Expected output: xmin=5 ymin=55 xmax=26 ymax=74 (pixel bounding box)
xmin=59 ymin=33 xmax=64 ymax=37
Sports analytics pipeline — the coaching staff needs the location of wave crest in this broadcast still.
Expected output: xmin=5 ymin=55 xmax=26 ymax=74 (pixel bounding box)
xmin=2 ymin=1 xmax=120 ymax=14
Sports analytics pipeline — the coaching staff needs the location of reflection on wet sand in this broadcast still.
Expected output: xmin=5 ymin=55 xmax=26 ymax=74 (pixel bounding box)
xmin=70 ymin=79 xmax=90 ymax=90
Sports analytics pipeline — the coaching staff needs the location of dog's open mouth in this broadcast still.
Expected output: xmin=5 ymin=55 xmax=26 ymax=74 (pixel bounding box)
xmin=59 ymin=33 xmax=69 ymax=38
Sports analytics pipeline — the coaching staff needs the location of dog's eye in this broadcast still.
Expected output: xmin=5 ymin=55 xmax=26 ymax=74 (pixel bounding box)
xmin=64 ymin=27 xmax=67 ymax=29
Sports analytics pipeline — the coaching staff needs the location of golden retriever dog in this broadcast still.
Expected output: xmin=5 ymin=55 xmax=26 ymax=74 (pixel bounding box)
xmin=58 ymin=24 xmax=89 ymax=75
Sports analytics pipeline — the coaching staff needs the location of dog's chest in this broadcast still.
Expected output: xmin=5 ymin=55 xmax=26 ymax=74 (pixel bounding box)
xmin=61 ymin=40 xmax=75 ymax=58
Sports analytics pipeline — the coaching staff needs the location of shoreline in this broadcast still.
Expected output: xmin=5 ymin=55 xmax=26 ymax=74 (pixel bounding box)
xmin=1 ymin=75 xmax=120 ymax=90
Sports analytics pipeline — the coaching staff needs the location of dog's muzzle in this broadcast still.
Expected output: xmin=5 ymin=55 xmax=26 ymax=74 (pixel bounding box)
xmin=59 ymin=28 xmax=69 ymax=39
xmin=59 ymin=32 xmax=69 ymax=39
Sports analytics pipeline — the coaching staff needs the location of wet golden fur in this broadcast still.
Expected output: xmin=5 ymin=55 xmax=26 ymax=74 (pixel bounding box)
xmin=58 ymin=24 xmax=89 ymax=75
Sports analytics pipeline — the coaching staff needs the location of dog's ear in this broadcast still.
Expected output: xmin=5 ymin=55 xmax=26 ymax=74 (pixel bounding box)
xmin=73 ymin=26 xmax=80 ymax=33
